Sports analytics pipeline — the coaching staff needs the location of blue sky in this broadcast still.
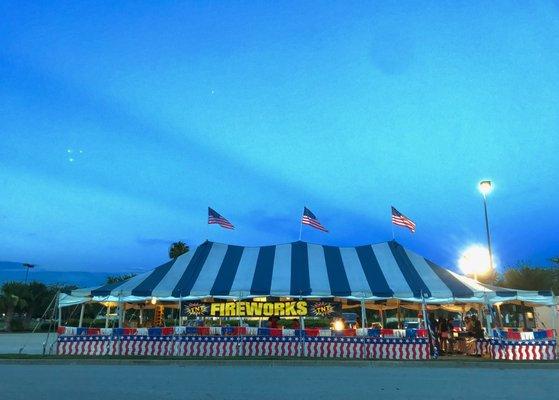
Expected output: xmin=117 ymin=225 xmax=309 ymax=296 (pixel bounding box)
xmin=1 ymin=2 xmax=558 ymax=273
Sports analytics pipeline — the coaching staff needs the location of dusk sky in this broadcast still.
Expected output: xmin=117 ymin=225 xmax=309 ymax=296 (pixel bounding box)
xmin=1 ymin=2 xmax=558 ymax=274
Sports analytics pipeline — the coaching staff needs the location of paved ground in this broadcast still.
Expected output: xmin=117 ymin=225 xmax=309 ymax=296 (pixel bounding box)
xmin=1 ymin=334 xmax=557 ymax=400
xmin=0 ymin=333 xmax=57 ymax=355
xmin=1 ymin=361 xmax=558 ymax=400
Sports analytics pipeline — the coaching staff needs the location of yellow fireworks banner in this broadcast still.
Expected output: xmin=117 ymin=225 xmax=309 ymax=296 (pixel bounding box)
xmin=181 ymin=301 xmax=340 ymax=318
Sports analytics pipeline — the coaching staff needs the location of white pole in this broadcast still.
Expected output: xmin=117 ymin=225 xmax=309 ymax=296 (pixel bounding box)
xmin=360 ymin=297 xmax=367 ymax=331
xmin=57 ymin=297 xmax=62 ymax=327
xmin=495 ymin=304 xmax=502 ymax=328
xmin=105 ymin=305 xmax=111 ymax=329
xmin=139 ymin=307 xmax=144 ymax=326
xmin=299 ymin=295 xmax=306 ymax=358
xmin=420 ymin=294 xmax=428 ymax=329
xmin=117 ymin=293 xmax=124 ymax=328
xmin=119 ymin=303 xmax=125 ymax=328
xmin=552 ymin=297 xmax=558 ymax=338
xmin=484 ymin=294 xmax=493 ymax=337
xmin=178 ymin=296 xmax=183 ymax=326
xmin=300 ymin=315 xmax=305 ymax=357
xmin=78 ymin=303 xmax=85 ymax=328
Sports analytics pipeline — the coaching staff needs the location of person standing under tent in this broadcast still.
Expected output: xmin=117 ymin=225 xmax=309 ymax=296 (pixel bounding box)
xmin=438 ymin=316 xmax=450 ymax=354
xmin=291 ymin=318 xmax=300 ymax=330
xmin=268 ymin=317 xmax=278 ymax=329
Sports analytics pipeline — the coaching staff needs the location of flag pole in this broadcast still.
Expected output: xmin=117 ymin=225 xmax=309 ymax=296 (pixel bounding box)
xmin=298 ymin=208 xmax=304 ymax=241
xmin=206 ymin=207 xmax=209 ymax=241
xmin=391 ymin=207 xmax=395 ymax=240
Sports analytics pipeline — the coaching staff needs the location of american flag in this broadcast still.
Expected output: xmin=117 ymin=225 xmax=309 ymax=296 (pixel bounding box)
xmin=301 ymin=207 xmax=328 ymax=232
xmin=391 ymin=206 xmax=416 ymax=233
xmin=208 ymin=207 xmax=234 ymax=229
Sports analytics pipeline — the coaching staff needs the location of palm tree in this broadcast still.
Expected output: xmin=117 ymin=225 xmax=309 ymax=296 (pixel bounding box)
xmin=106 ymin=273 xmax=137 ymax=284
xmin=169 ymin=241 xmax=189 ymax=259
xmin=23 ymin=281 xmax=49 ymax=325
xmin=0 ymin=282 xmax=29 ymax=332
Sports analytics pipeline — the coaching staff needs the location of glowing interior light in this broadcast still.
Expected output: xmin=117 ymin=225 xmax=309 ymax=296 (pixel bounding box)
xmin=333 ymin=319 xmax=345 ymax=331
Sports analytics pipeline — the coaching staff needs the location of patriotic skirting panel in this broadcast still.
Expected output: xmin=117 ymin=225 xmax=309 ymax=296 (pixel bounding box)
xmin=490 ymin=339 xmax=556 ymax=361
xmin=57 ymin=335 xmax=430 ymax=360
xmin=475 ymin=339 xmax=557 ymax=361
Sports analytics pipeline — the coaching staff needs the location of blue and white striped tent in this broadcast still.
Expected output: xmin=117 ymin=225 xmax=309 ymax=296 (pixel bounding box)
xmin=74 ymin=240 xmax=554 ymax=305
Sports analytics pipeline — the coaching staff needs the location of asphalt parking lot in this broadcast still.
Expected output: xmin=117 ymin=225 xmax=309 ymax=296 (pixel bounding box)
xmin=1 ymin=360 xmax=558 ymax=400
xmin=1 ymin=334 xmax=558 ymax=400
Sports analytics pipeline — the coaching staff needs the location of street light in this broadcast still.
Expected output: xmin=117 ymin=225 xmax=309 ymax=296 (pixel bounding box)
xmin=478 ymin=180 xmax=494 ymax=277
xmin=23 ymin=263 xmax=34 ymax=283
xmin=479 ymin=180 xmax=492 ymax=196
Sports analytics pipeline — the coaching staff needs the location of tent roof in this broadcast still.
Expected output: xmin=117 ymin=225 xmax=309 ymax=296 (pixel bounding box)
xmin=73 ymin=240 xmax=555 ymax=305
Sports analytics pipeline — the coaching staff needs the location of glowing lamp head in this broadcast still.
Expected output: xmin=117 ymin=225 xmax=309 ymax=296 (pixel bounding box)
xmin=333 ymin=319 xmax=345 ymax=331
xmin=459 ymin=245 xmax=492 ymax=277
xmin=478 ymin=180 xmax=493 ymax=196
xmin=150 ymin=297 xmax=157 ymax=305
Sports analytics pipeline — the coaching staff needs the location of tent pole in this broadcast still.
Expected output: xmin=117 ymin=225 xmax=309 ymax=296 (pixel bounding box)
xmin=117 ymin=293 xmax=124 ymax=328
xmin=139 ymin=307 xmax=143 ymax=326
xmin=78 ymin=303 xmax=85 ymax=328
xmin=178 ymin=296 xmax=182 ymax=326
xmin=105 ymin=305 xmax=111 ymax=329
xmin=57 ymin=293 xmax=62 ymax=327
xmin=300 ymin=315 xmax=305 ymax=357
xmin=420 ymin=295 xmax=428 ymax=330
xmin=521 ymin=301 xmax=528 ymax=330
xmin=495 ymin=304 xmax=502 ymax=328
xmin=360 ymin=297 xmax=367 ymax=330
xmin=397 ymin=301 xmax=402 ymax=329
xmin=484 ymin=294 xmax=493 ymax=337
xmin=551 ymin=296 xmax=558 ymax=339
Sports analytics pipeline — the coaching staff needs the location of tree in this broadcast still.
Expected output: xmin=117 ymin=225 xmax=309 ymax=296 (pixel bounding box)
xmin=169 ymin=241 xmax=189 ymax=259
xmin=476 ymin=268 xmax=500 ymax=285
xmin=500 ymin=265 xmax=559 ymax=293
xmin=23 ymin=281 xmax=49 ymax=324
xmin=106 ymin=274 xmax=137 ymax=284
xmin=0 ymin=282 xmax=29 ymax=332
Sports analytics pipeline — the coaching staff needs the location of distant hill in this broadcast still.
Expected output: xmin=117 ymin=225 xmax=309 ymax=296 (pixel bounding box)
xmin=0 ymin=261 xmax=122 ymax=288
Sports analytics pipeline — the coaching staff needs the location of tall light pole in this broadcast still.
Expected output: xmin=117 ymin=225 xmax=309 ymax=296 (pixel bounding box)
xmin=23 ymin=263 xmax=34 ymax=284
xmin=478 ymin=180 xmax=495 ymax=337
xmin=478 ymin=180 xmax=494 ymax=274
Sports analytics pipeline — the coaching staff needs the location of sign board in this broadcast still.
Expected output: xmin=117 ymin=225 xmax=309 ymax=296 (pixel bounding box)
xmin=181 ymin=300 xmax=339 ymax=318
